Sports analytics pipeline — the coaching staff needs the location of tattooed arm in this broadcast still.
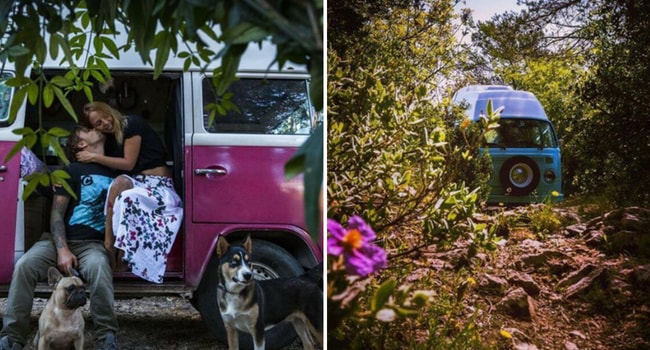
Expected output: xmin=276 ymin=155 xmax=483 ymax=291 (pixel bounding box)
xmin=51 ymin=194 xmax=78 ymax=274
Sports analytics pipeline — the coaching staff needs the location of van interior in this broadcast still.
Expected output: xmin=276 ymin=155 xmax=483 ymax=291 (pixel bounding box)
xmin=23 ymin=70 xmax=186 ymax=278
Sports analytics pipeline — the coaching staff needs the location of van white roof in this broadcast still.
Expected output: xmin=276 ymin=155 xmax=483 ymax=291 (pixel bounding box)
xmin=36 ymin=21 xmax=306 ymax=73
xmin=453 ymin=86 xmax=548 ymax=121
xmin=39 ymin=41 xmax=303 ymax=73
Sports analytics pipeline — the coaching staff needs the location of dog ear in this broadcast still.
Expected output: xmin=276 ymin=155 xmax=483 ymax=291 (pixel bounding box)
xmin=243 ymin=235 xmax=252 ymax=253
xmin=47 ymin=267 xmax=64 ymax=287
xmin=216 ymin=235 xmax=229 ymax=257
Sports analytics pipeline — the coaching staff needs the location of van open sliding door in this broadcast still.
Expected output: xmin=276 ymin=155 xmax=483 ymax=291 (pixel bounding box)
xmin=0 ymin=72 xmax=25 ymax=283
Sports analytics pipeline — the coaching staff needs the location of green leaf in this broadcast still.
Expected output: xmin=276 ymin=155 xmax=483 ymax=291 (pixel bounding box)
xmin=49 ymin=136 xmax=69 ymax=165
xmin=47 ymin=127 xmax=70 ymax=138
xmin=51 ymin=169 xmax=76 ymax=199
xmin=9 ymin=86 xmax=28 ymax=124
xmin=153 ymin=30 xmax=172 ymax=78
xmin=94 ymin=58 xmax=111 ymax=80
xmin=199 ymin=25 xmax=219 ymax=42
xmin=52 ymin=86 xmax=78 ymax=122
xmin=4 ymin=77 xmax=31 ymax=87
xmin=394 ymin=306 xmax=420 ymax=317
xmin=12 ymin=127 xmax=35 ymax=136
xmin=51 ymin=75 xmax=73 ymax=88
xmin=90 ymin=70 xmax=106 ymax=84
xmin=93 ymin=35 xmax=103 ymax=54
xmin=58 ymin=34 xmax=73 ymax=62
xmin=52 ymin=168 xmax=70 ymax=180
xmin=3 ymin=139 xmax=24 ymax=163
xmin=101 ymin=36 xmax=119 ymax=58
xmin=35 ymin=36 xmax=47 ymax=63
xmin=285 ymin=124 xmax=323 ymax=242
xmin=23 ymin=133 xmax=37 ymax=149
xmin=7 ymin=45 xmax=30 ymax=57
xmin=22 ymin=176 xmax=41 ymax=200
xmin=183 ymin=57 xmax=191 ymax=71
xmin=215 ymin=44 xmax=246 ymax=96
xmin=309 ymin=57 xmax=323 ymax=111
xmin=215 ymin=104 xmax=226 ymax=116
xmin=221 ymin=22 xmax=268 ymax=44
xmin=371 ymin=279 xmax=397 ymax=311
xmin=43 ymin=84 xmax=55 ymax=107
xmin=27 ymin=83 xmax=39 ymax=106
xmin=49 ymin=32 xmax=61 ymax=60
xmin=83 ymin=85 xmax=93 ymax=103
xmin=82 ymin=68 xmax=91 ymax=82
xmin=38 ymin=171 xmax=51 ymax=186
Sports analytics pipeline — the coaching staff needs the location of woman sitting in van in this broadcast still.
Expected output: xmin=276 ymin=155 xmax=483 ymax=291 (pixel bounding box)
xmin=76 ymin=101 xmax=183 ymax=283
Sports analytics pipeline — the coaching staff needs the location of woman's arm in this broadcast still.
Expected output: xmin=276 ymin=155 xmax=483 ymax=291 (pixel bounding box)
xmin=77 ymin=135 xmax=142 ymax=171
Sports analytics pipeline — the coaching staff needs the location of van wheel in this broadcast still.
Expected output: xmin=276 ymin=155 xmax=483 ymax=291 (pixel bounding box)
xmin=192 ymin=238 xmax=304 ymax=350
xmin=499 ymin=156 xmax=540 ymax=196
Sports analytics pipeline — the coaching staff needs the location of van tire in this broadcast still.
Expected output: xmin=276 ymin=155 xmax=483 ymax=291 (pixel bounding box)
xmin=192 ymin=238 xmax=304 ymax=350
xmin=499 ymin=156 xmax=540 ymax=196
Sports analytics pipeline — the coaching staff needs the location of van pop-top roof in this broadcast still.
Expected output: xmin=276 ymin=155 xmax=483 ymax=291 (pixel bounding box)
xmin=453 ymin=85 xmax=548 ymax=122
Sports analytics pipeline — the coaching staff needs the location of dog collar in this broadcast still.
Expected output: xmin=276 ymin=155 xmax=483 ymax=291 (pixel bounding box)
xmin=217 ymin=284 xmax=239 ymax=295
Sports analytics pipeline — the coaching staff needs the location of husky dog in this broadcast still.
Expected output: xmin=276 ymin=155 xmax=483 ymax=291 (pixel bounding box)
xmin=215 ymin=236 xmax=323 ymax=350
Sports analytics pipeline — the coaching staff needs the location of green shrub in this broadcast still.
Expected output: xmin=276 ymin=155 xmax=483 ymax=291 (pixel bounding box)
xmin=328 ymin=52 xmax=495 ymax=245
xmin=329 ymin=262 xmax=488 ymax=349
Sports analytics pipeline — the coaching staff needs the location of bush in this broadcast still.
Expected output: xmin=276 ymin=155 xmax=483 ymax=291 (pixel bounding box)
xmin=328 ymin=52 xmax=494 ymax=244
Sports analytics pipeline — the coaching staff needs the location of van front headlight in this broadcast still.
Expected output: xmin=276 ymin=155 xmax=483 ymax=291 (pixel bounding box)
xmin=544 ymin=169 xmax=556 ymax=182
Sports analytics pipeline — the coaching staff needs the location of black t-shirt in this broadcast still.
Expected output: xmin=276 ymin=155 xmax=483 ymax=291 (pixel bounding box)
xmin=105 ymin=114 xmax=167 ymax=174
xmin=54 ymin=163 xmax=116 ymax=241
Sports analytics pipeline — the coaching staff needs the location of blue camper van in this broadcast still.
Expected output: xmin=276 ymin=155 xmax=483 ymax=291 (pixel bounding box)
xmin=453 ymin=85 xmax=563 ymax=204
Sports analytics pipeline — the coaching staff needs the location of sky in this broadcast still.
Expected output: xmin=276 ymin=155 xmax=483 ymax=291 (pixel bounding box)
xmin=458 ymin=0 xmax=523 ymax=22
xmin=453 ymin=0 xmax=524 ymax=45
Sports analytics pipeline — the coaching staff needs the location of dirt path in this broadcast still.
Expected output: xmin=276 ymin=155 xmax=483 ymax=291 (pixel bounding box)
xmin=411 ymin=206 xmax=650 ymax=349
xmin=1 ymin=296 xmax=305 ymax=349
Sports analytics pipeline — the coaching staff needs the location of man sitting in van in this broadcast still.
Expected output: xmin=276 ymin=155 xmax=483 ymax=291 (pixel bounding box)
xmin=0 ymin=126 xmax=120 ymax=350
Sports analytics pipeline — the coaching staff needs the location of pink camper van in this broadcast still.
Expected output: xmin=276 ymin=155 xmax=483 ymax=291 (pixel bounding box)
xmin=0 ymin=43 xmax=322 ymax=348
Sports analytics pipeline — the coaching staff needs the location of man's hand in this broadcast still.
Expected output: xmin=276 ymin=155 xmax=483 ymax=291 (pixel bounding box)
xmin=52 ymin=194 xmax=77 ymax=275
xmin=56 ymin=246 xmax=78 ymax=276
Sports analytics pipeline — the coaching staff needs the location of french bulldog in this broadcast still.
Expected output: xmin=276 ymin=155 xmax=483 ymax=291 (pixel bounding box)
xmin=34 ymin=267 xmax=86 ymax=350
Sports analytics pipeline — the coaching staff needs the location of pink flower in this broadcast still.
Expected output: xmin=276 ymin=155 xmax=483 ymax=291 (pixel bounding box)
xmin=327 ymin=215 xmax=387 ymax=277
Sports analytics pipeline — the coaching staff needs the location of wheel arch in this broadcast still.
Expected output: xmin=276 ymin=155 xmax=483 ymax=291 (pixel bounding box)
xmin=190 ymin=227 xmax=319 ymax=349
xmin=190 ymin=226 xmax=321 ymax=291
xmin=224 ymin=229 xmax=321 ymax=270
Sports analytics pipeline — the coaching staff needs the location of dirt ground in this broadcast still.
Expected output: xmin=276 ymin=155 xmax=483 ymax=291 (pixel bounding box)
xmin=404 ymin=206 xmax=650 ymax=349
xmin=0 ymin=296 xmax=305 ymax=350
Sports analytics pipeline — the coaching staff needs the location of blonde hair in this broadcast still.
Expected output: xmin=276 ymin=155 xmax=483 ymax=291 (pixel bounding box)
xmin=83 ymin=102 xmax=127 ymax=145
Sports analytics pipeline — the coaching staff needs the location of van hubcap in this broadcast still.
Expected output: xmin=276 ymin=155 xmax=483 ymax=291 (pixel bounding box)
xmin=251 ymin=263 xmax=279 ymax=280
xmin=510 ymin=163 xmax=534 ymax=188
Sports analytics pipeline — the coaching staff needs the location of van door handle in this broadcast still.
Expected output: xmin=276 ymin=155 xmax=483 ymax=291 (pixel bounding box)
xmin=194 ymin=168 xmax=227 ymax=176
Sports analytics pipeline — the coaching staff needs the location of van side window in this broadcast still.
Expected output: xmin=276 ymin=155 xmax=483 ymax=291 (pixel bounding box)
xmin=0 ymin=73 xmax=14 ymax=124
xmin=202 ymin=77 xmax=313 ymax=135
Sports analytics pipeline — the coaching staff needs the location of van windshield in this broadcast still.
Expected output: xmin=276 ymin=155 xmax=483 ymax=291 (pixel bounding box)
xmin=484 ymin=118 xmax=558 ymax=149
